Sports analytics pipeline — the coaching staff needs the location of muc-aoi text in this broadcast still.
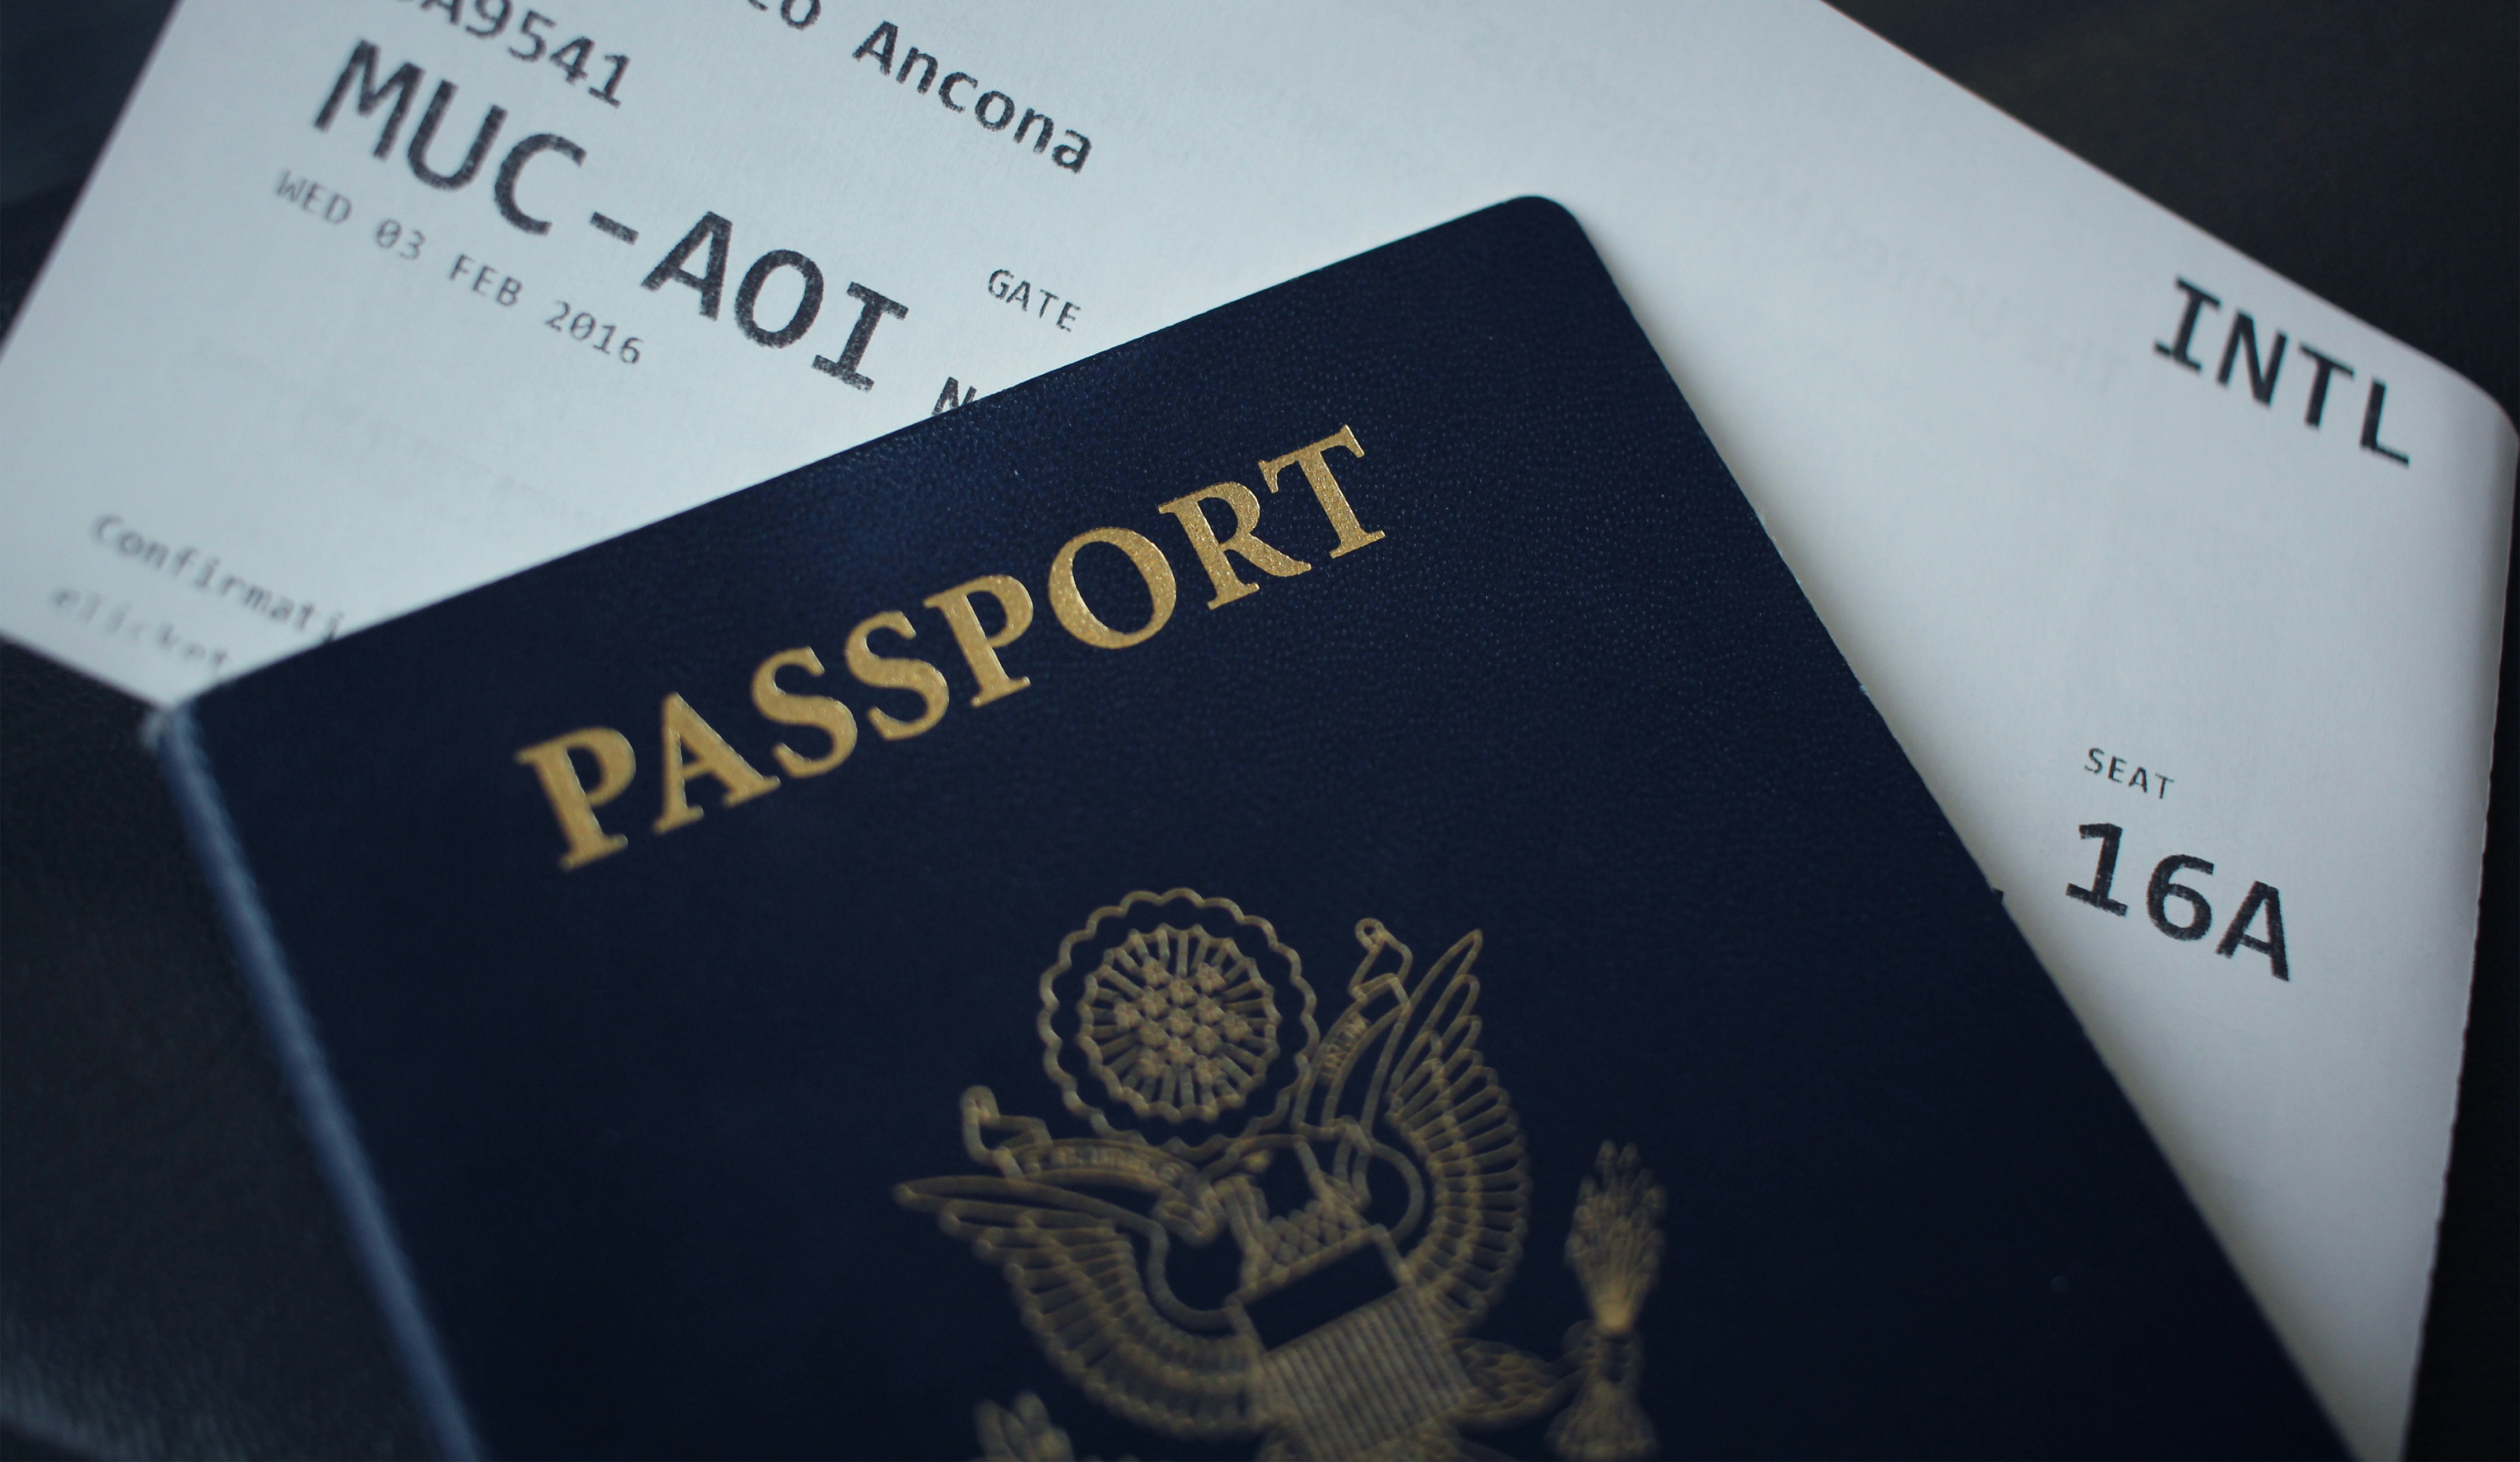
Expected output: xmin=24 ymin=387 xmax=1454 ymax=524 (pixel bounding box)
xmin=515 ymin=428 xmax=1381 ymax=869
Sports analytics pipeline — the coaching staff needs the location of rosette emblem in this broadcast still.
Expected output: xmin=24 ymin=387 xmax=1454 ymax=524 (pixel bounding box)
xmin=1077 ymin=923 xmax=1279 ymax=1123
xmin=1038 ymin=888 xmax=1316 ymax=1155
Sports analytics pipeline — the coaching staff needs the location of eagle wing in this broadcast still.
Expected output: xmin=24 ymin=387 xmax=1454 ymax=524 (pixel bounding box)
xmin=1317 ymin=927 xmax=1530 ymax=1333
xmin=895 ymin=1173 xmax=1258 ymax=1441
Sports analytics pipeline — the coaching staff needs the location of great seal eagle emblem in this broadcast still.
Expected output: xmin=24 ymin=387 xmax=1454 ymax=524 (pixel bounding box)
xmin=897 ymin=890 xmax=1667 ymax=1460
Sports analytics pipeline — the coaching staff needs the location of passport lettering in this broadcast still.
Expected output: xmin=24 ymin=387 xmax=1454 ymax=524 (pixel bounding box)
xmin=514 ymin=427 xmax=1383 ymax=869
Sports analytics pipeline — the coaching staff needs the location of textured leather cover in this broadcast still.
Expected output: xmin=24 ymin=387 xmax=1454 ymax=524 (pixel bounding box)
xmin=158 ymin=199 xmax=2337 ymax=1459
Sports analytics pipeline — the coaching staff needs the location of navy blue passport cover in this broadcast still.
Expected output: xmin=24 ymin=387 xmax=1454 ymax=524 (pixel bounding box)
xmin=160 ymin=199 xmax=2336 ymax=1460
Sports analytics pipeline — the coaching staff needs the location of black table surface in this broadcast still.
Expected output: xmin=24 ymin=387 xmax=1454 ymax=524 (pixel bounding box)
xmin=2 ymin=2 xmax=2510 ymax=1457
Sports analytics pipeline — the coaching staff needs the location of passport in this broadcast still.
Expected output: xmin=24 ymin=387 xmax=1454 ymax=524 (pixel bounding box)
xmin=157 ymin=199 xmax=2338 ymax=1460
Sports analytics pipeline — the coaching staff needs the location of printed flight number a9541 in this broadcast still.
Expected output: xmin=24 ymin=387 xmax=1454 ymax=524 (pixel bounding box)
xmin=2066 ymin=822 xmax=2289 ymax=981
xmin=402 ymin=0 xmax=629 ymax=107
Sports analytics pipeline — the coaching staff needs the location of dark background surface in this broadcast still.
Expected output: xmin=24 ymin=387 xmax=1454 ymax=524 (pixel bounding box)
xmin=0 ymin=1 xmax=2510 ymax=1457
